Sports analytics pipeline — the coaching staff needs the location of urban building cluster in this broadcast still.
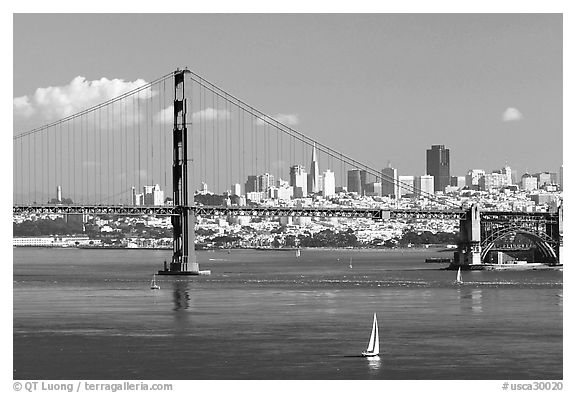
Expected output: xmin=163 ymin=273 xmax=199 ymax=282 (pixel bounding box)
xmin=190 ymin=143 xmax=563 ymax=214
xmin=14 ymin=143 xmax=562 ymax=249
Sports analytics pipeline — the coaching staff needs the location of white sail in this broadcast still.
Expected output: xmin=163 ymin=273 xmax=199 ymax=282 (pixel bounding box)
xmin=373 ymin=316 xmax=379 ymax=354
xmin=365 ymin=313 xmax=379 ymax=355
xmin=456 ymin=267 xmax=462 ymax=283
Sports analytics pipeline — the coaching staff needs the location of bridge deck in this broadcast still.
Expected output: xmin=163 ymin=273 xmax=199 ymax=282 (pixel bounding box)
xmin=13 ymin=204 xmax=467 ymax=219
xmin=13 ymin=204 xmax=558 ymax=221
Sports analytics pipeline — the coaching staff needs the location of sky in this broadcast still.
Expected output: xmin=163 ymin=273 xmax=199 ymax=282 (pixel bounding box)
xmin=13 ymin=13 xmax=562 ymax=177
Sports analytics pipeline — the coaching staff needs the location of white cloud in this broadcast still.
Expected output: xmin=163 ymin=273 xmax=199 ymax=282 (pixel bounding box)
xmin=154 ymin=106 xmax=231 ymax=126
xmin=14 ymin=76 xmax=150 ymax=125
xmin=502 ymin=107 xmax=524 ymax=122
xmin=154 ymin=105 xmax=174 ymax=125
xmin=256 ymin=113 xmax=299 ymax=127
xmin=191 ymin=107 xmax=230 ymax=123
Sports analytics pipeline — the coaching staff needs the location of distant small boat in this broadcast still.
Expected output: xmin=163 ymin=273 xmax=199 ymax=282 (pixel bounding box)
xmin=296 ymin=249 xmax=301 ymax=258
xmin=456 ymin=267 xmax=463 ymax=284
xmin=150 ymin=274 xmax=160 ymax=290
xmin=362 ymin=313 xmax=380 ymax=357
xmin=349 ymin=258 xmax=353 ymax=269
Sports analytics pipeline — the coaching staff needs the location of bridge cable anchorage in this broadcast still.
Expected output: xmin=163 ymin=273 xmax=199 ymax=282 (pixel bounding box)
xmin=185 ymin=70 xmax=457 ymax=207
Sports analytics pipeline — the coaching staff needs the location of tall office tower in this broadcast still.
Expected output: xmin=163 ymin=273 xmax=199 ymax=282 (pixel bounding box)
xmin=560 ymin=165 xmax=563 ymax=190
xmin=290 ymin=165 xmax=308 ymax=198
xmin=56 ymin=185 xmax=62 ymax=203
xmin=381 ymin=165 xmax=399 ymax=199
xmin=323 ymin=170 xmax=336 ymax=197
xmin=347 ymin=169 xmax=362 ymax=194
xmin=245 ymin=175 xmax=258 ymax=193
xmin=307 ymin=143 xmax=320 ymax=194
xmin=258 ymin=173 xmax=275 ymax=192
xmin=414 ymin=175 xmax=435 ymax=196
xmin=231 ymin=183 xmax=241 ymax=196
xmin=426 ymin=145 xmax=450 ymax=192
xmin=398 ymin=175 xmax=415 ymax=196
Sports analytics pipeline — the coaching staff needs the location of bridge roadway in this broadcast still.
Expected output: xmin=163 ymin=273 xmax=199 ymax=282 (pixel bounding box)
xmin=13 ymin=204 xmax=468 ymax=220
xmin=13 ymin=204 xmax=559 ymax=222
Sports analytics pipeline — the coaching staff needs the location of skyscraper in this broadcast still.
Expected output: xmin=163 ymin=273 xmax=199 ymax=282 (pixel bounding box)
xmin=323 ymin=170 xmax=336 ymax=197
xmin=426 ymin=145 xmax=450 ymax=192
xmin=290 ymin=165 xmax=307 ymax=198
xmin=381 ymin=165 xmax=399 ymax=199
xmin=347 ymin=169 xmax=362 ymax=194
xmin=245 ymin=175 xmax=258 ymax=193
xmin=307 ymin=143 xmax=320 ymax=194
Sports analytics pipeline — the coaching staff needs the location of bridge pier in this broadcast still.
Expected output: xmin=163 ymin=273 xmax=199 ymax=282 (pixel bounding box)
xmin=454 ymin=204 xmax=482 ymax=266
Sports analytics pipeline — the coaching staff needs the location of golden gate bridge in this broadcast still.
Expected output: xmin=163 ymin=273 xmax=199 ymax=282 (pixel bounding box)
xmin=13 ymin=68 xmax=562 ymax=274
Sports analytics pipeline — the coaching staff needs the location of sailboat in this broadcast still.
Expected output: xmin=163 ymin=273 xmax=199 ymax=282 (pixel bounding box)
xmin=296 ymin=249 xmax=301 ymax=258
xmin=455 ymin=267 xmax=463 ymax=284
xmin=150 ymin=274 xmax=160 ymax=290
xmin=362 ymin=313 xmax=380 ymax=357
xmin=349 ymin=258 xmax=353 ymax=269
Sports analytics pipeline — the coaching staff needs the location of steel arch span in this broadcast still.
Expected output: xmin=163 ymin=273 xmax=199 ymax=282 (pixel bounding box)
xmin=480 ymin=227 xmax=559 ymax=263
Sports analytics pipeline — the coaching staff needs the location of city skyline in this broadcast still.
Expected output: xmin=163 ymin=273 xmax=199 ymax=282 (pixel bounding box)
xmin=13 ymin=14 xmax=562 ymax=178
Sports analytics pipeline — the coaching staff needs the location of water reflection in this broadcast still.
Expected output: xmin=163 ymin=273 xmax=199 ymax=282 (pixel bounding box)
xmin=366 ymin=356 xmax=382 ymax=372
xmin=458 ymin=288 xmax=483 ymax=314
xmin=172 ymin=281 xmax=191 ymax=311
xmin=472 ymin=289 xmax=483 ymax=314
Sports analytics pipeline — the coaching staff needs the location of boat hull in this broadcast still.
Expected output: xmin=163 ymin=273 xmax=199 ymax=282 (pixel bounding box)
xmin=361 ymin=351 xmax=379 ymax=357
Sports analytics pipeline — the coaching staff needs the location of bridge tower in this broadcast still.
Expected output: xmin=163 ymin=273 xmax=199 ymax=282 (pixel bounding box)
xmin=455 ymin=204 xmax=482 ymax=266
xmin=158 ymin=68 xmax=208 ymax=276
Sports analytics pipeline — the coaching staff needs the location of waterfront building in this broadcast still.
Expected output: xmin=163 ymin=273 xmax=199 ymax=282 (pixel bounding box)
xmin=307 ymin=143 xmax=320 ymax=194
xmin=323 ymin=170 xmax=336 ymax=198
xmin=56 ymin=186 xmax=62 ymax=203
xmin=560 ymin=165 xmax=563 ymax=190
xmin=381 ymin=165 xmax=399 ymax=199
xmin=290 ymin=165 xmax=308 ymax=198
xmin=426 ymin=145 xmax=450 ymax=192
xmin=231 ymin=183 xmax=241 ymax=196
